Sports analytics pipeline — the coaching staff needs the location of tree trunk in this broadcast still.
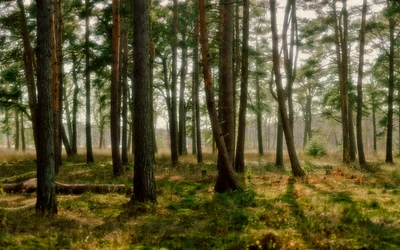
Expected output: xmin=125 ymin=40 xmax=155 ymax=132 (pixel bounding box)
xmin=17 ymin=0 xmax=38 ymax=150
xmin=52 ymin=0 xmax=62 ymax=173
xmin=386 ymin=0 xmax=395 ymax=164
xmin=111 ymin=0 xmax=123 ymax=177
xmin=36 ymin=0 xmax=57 ymax=216
xmin=85 ymin=0 xmax=94 ymax=164
xmin=199 ymin=0 xmax=242 ymax=193
xmin=61 ymin=124 xmax=73 ymax=156
xmin=218 ymin=0 xmax=235 ymax=173
xmin=15 ymin=109 xmax=20 ymax=150
xmin=178 ymin=27 xmax=188 ymax=156
xmin=121 ymin=23 xmax=129 ymax=166
xmin=235 ymin=0 xmax=249 ymax=173
xmin=170 ymin=0 xmax=179 ymax=166
xmin=132 ymin=0 xmax=157 ymax=203
xmin=21 ymin=111 xmax=26 ymax=151
xmin=193 ymin=1 xmax=203 ymax=163
xmin=356 ymin=0 xmax=369 ymax=169
xmin=255 ymin=46 xmax=263 ymax=156
xmin=275 ymin=110 xmax=284 ymax=167
xmin=71 ymin=53 xmax=79 ymax=155
xmin=270 ymin=0 xmax=304 ymax=177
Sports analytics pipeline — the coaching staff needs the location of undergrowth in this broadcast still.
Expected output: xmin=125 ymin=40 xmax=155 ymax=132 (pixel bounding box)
xmin=0 ymin=150 xmax=399 ymax=249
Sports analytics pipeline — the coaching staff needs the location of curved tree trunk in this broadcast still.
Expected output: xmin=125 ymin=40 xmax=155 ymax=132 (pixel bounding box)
xmin=270 ymin=0 xmax=304 ymax=177
xmin=235 ymin=0 xmax=249 ymax=173
xmin=199 ymin=0 xmax=242 ymax=193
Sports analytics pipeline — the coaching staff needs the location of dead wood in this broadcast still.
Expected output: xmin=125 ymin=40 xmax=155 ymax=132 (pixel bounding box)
xmin=0 ymin=178 xmax=127 ymax=194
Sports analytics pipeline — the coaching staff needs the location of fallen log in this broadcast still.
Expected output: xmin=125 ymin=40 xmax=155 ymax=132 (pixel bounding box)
xmin=0 ymin=171 xmax=36 ymax=184
xmin=0 ymin=178 xmax=127 ymax=195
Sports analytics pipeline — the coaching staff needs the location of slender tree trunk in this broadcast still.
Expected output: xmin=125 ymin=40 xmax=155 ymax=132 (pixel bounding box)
xmin=255 ymin=52 xmax=263 ymax=156
xmin=356 ymin=0 xmax=369 ymax=169
xmin=349 ymin=107 xmax=357 ymax=161
xmin=372 ymin=102 xmax=377 ymax=152
xmin=178 ymin=27 xmax=188 ymax=155
xmin=85 ymin=0 xmax=94 ymax=164
xmin=199 ymin=0 xmax=242 ymax=192
xmin=15 ymin=109 xmax=20 ymax=150
xmin=111 ymin=0 xmax=123 ymax=177
xmin=61 ymin=124 xmax=73 ymax=156
xmin=132 ymin=0 xmax=157 ymax=202
xmin=63 ymin=90 xmax=73 ymax=143
xmin=17 ymin=0 xmax=38 ymax=150
xmin=71 ymin=53 xmax=79 ymax=155
xmin=275 ymin=111 xmax=284 ymax=166
xmin=170 ymin=0 xmax=179 ymax=166
xmin=36 ymin=0 xmax=57 ymax=216
xmin=333 ymin=0 xmax=350 ymax=164
xmin=193 ymin=1 xmax=203 ymax=163
xmin=270 ymin=0 xmax=304 ymax=177
xmin=386 ymin=0 xmax=395 ymax=164
xmin=21 ymin=111 xmax=26 ymax=151
xmin=121 ymin=18 xmax=129 ymax=166
xmin=52 ymin=0 xmax=62 ymax=173
xmin=234 ymin=0 xmax=249 ymax=173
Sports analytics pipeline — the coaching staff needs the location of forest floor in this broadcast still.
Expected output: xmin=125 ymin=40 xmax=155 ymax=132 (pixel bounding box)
xmin=0 ymin=149 xmax=399 ymax=249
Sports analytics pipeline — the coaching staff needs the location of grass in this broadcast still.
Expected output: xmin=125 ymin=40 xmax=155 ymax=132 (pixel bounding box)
xmin=0 ymin=149 xmax=399 ymax=249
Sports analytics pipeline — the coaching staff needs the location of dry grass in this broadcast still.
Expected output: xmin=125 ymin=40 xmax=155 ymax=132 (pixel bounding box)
xmin=0 ymin=149 xmax=399 ymax=249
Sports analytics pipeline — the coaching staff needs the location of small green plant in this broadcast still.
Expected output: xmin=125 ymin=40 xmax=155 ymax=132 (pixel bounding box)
xmin=304 ymin=138 xmax=327 ymax=158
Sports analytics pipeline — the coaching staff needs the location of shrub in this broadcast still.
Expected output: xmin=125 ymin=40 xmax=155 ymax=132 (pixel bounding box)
xmin=304 ymin=138 xmax=327 ymax=158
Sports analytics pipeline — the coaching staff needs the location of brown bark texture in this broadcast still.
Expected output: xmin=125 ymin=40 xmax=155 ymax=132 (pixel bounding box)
xmin=199 ymin=0 xmax=242 ymax=193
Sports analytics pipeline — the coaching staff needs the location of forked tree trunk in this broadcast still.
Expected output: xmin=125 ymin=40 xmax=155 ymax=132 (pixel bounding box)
xmin=71 ymin=53 xmax=79 ymax=155
xmin=270 ymin=0 xmax=304 ymax=177
xmin=36 ymin=0 xmax=57 ymax=216
xmin=199 ymin=0 xmax=242 ymax=192
xmin=235 ymin=0 xmax=249 ymax=173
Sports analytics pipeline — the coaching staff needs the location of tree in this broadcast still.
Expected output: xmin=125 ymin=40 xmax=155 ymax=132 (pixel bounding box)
xmin=170 ymin=0 xmax=179 ymax=166
xmin=270 ymin=0 xmax=305 ymax=177
xmin=192 ymin=0 xmax=203 ymax=163
xmin=218 ymin=0 xmax=235 ymax=175
xmin=235 ymin=0 xmax=249 ymax=173
xmin=85 ymin=0 xmax=94 ymax=164
xmin=111 ymin=0 xmax=123 ymax=177
xmin=199 ymin=0 xmax=242 ymax=192
xmin=356 ymin=0 xmax=369 ymax=169
xmin=132 ymin=0 xmax=157 ymax=202
xmin=36 ymin=0 xmax=57 ymax=216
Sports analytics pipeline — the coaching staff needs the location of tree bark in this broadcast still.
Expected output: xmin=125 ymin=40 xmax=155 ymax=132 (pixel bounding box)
xmin=121 ymin=6 xmax=129 ymax=166
xmin=71 ymin=53 xmax=79 ymax=155
xmin=17 ymin=0 xmax=38 ymax=150
xmin=199 ymin=0 xmax=242 ymax=192
xmin=356 ymin=0 xmax=370 ymax=170
xmin=270 ymin=0 xmax=304 ymax=177
xmin=218 ymin=0 xmax=235 ymax=174
xmin=85 ymin=0 xmax=94 ymax=164
xmin=132 ymin=0 xmax=157 ymax=202
xmin=111 ymin=0 xmax=123 ymax=177
xmin=15 ymin=109 xmax=20 ymax=150
xmin=234 ymin=0 xmax=249 ymax=173
xmin=36 ymin=0 xmax=57 ymax=216
xmin=170 ymin=0 xmax=179 ymax=166
xmin=193 ymin=1 xmax=203 ymax=163
xmin=333 ymin=0 xmax=350 ymax=164
xmin=178 ymin=24 xmax=188 ymax=156
xmin=386 ymin=0 xmax=395 ymax=164
xmin=61 ymin=124 xmax=73 ymax=157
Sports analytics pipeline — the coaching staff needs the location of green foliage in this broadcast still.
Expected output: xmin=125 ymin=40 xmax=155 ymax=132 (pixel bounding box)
xmin=304 ymin=137 xmax=327 ymax=158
